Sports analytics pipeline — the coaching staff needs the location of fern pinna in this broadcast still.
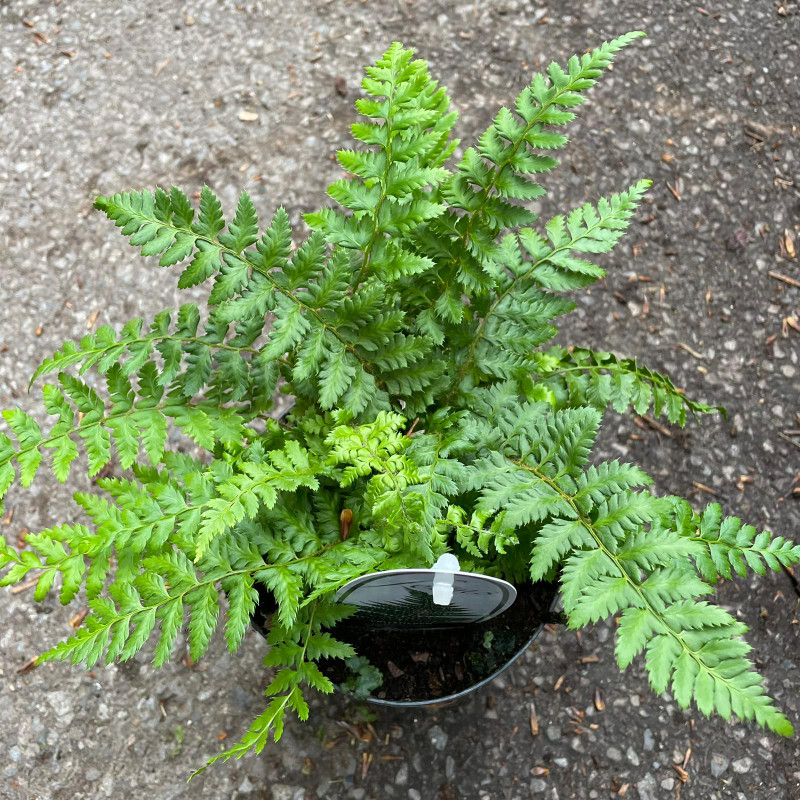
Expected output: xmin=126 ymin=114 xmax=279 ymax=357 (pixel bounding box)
xmin=2 ymin=34 xmax=797 ymax=772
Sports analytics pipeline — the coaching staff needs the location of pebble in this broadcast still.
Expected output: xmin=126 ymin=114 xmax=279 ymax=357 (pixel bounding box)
xmin=428 ymin=725 xmax=448 ymax=751
xmin=626 ymin=746 xmax=640 ymax=766
xmin=45 ymin=691 xmax=73 ymax=718
xmin=395 ymin=764 xmax=408 ymax=786
xmin=660 ymin=778 xmax=675 ymax=791
xmin=445 ymin=756 xmax=455 ymax=781
xmin=271 ymin=785 xmax=305 ymax=800
xmin=408 ymin=790 xmax=421 ymax=800
xmin=636 ymin=773 xmax=658 ymax=800
xmin=545 ymin=725 xmax=561 ymax=741
xmin=530 ymin=778 xmax=547 ymax=793
xmin=606 ymin=746 xmax=623 ymax=762
xmin=711 ymin=753 xmax=729 ymax=777
xmin=553 ymin=758 xmax=568 ymax=768
xmin=643 ymin=729 xmax=655 ymax=751
xmin=315 ymin=780 xmax=331 ymax=798
xmin=732 ymin=757 xmax=753 ymax=774
xmin=85 ymin=768 xmax=101 ymax=781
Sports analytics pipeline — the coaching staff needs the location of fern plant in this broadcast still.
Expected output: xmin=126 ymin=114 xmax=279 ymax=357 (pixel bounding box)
xmin=2 ymin=34 xmax=798 ymax=773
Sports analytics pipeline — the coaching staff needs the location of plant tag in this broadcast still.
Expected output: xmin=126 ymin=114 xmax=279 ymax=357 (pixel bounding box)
xmin=334 ymin=559 xmax=517 ymax=629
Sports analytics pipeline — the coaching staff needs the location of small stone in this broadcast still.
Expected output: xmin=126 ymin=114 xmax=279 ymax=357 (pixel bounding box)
xmin=570 ymin=736 xmax=585 ymax=753
xmin=545 ymin=725 xmax=561 ymax=742
xmin=445 ymin=756 xmax=455 ymax=781
xmin=530 ymin=778 xmax=547 ymax=793
xmin=782 ymin=365 xmax=796 ymax=378
xmin=428 ymin=725 xmax=448 ymax=751
xmin=711 ymin=753 xmax=729 ymax=777
xmin=349 ymin=790 xmax=365 ymax=800
xmin=606 ymin=746 xmax=623 ymax=762
xmin=315 ymin=780 xmax=331 ymax=798
xmin=660 ymin=778 xmax=675 ymax=791
xmin=553 ymin=758 xmax=568 ymax=768
xmin=408 ymin=790 xmax=422 ymax=800
xmin=271 ymin=786 xmax=305 ymax=800
xmin=395 ymin=764 xmax=409 ymax=786
xmin=85 ymin=768 xmax=101 ymax=781
xmin=626 ymin=746 xmax=640 ymax=766
xmin=732 ymin=757 xmax=752 ymax=774
xmin=643 ymin=729 xmax=655 ymax=751
xmin=46 ymin=691 xmax=73 ymax=718
xmin=636 ymin=773 xmax=658 ymax=800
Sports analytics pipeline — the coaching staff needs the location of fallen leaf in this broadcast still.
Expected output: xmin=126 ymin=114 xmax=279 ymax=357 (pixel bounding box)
xmin=17 ymin=656 xmax=38 ymax=674
xmin=594 ymin=687 xmax=605 ymax=712
xmin=69 ymin=609 xmax=89 ymax=628
xmin=529 ymin=702 xmax=539 ymax=736
xmin=673 ymin=763 xmax=689 ymax=782
xmin=785 ymin=229 xmax=796 ymax=258
xmin=386 ymin=660 xmax=405 ymax=678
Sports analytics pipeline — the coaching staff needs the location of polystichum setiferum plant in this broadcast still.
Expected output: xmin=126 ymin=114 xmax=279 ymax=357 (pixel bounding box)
xmin=2 ymin=33 xmax=798 ymax=773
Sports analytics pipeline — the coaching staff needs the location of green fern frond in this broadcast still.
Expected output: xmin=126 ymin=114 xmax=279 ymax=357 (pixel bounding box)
xmin=536 ymin=345 xmax=725 ymax=424
xmin=675 ymin=501 xmax=800 ymax=582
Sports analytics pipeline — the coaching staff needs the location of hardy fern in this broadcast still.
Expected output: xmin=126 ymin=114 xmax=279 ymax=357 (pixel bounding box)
xmin=2 ymin=34 xmax=795 ymax=775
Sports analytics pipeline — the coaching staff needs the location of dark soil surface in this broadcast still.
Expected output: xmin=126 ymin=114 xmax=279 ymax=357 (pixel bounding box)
xmin=2 ymin=1 xmax=799 ymax=799
xmin=319 ymin=581 xmax=560 ymax=703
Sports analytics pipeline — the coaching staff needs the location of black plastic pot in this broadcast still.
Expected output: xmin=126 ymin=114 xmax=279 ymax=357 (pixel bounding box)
xmin=252 ymin=579 xmax=562 ymax=709
xmin=253 ymin=406 xmax=564 ymax=707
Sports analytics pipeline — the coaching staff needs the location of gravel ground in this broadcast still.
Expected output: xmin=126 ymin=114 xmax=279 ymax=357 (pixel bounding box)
xmin=1 ymin=1 xmax=799 ymax=799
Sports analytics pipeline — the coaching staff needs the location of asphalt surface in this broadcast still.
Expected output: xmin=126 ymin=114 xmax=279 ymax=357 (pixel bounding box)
xmin=1 ymin=1 xmax=799 ymax=799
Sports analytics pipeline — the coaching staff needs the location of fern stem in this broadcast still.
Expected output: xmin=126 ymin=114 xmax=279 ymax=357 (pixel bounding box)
xmin=353 ymin=100 xmax=396 ymax=289
xmin=440 ymin=57 xmax=605 ymax=299
xmin=196 ymin=602 xmax=320 ymax=772
xmin=445 ymin=210 xmax=615 ymax=400
xmin=0 ymin=396 xmax=250 ymax=475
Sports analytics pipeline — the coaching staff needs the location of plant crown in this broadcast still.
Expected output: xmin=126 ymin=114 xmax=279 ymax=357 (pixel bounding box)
xmin=2 ymin=34 xmax=798 ymax=771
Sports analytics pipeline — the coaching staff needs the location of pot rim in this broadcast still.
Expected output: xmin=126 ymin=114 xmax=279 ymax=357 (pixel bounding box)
xmin=352 ymin=583 xmax=562 ymax=708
